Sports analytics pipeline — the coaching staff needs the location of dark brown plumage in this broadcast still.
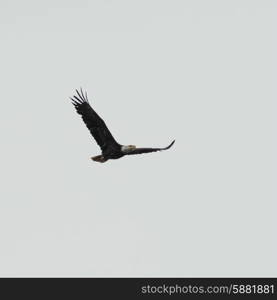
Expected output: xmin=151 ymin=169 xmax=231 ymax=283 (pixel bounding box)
xmin=70 ymin=88 xmax=175 ymax=163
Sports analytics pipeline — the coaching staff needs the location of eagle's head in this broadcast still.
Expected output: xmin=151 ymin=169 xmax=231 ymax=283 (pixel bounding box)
xmin=121 ymin=145 xmax=136 ymax=153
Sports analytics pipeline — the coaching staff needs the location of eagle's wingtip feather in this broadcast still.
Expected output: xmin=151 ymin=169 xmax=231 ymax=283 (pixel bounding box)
xmin=164 ymin=140 xmax=175 ymax=150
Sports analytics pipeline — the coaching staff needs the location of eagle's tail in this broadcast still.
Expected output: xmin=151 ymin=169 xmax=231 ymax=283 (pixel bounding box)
xmin=91 ymin=155 xmax=107 ymax=163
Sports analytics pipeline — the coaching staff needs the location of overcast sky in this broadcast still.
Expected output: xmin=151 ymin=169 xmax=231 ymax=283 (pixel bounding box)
xmin=0 ymin=0 xmax=276 ymax=277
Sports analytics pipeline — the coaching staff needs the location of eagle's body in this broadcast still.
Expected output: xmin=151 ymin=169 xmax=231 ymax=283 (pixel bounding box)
xmin=70 ymin=89 xmax=175 ymax=163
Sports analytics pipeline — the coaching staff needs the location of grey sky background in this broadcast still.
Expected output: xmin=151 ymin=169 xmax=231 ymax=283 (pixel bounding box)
xmin=0 ymin=0 xmax=275 ymax=276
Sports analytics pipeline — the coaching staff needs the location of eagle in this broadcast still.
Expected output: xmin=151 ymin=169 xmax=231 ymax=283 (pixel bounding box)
xmin=70 ymin=89 xmax=175 ymax=163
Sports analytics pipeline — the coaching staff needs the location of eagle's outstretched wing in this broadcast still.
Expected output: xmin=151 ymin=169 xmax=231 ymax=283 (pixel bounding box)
xmin=70 ymin=89 xmax=119 ymax=152
xmin=126 ymin=140 xmax=175 ymax=155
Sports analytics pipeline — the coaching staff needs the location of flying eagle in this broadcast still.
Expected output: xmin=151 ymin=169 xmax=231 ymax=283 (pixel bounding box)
xmin=70 ymin=89 xmax=175 ymax=163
